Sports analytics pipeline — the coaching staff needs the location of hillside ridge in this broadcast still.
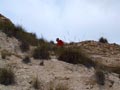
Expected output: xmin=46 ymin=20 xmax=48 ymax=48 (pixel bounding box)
xmin=0 ymin=14 xmax=120 ymax=90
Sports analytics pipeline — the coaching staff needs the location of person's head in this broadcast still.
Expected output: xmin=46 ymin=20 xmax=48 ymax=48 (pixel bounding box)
xmin=56 ymin=38 xmax=59 ymax=42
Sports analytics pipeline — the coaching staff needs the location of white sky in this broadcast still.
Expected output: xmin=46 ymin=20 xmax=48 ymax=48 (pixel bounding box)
xmin=0 ymin=0 xmax=120 ymax=43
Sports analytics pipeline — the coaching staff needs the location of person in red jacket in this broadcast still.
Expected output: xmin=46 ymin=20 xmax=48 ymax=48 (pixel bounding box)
xmin=56 ymin=38 xmax=64 ymax=46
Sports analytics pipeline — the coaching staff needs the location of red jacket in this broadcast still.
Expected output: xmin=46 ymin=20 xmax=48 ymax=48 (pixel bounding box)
xmin=57 ymin=40 xmax=64 ymax=46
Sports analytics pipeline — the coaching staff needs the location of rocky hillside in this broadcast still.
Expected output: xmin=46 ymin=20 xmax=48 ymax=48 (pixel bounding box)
xmin=0 ymin=14 xmax=120 ymax=90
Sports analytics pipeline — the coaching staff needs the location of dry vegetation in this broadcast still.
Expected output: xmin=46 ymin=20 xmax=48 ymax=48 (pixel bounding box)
xmin=95 ymin=69 xmax=105 ymax=85
xmin=22 ymin=56 xmax=31 ymax=64
xmin=1 ymin=50 xmax=12 ymax=59
xmin=33 ymin=44 xmax=50 ymax=60
xmin=0 ymin=67 xmax=15 ymax=85
xmin=57 ymin=47 xmax=96 ymax=68
xmin=32 ymin=77 xmax=42 ymax=90
xmin=99 ymin=37 xmax=108 ymax=43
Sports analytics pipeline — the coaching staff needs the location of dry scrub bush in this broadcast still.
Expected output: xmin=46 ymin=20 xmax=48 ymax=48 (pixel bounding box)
xmin=58 ymin=47 xmax=95 ymax=68
xmin=0 ymin=67 xmax=15 ymax=85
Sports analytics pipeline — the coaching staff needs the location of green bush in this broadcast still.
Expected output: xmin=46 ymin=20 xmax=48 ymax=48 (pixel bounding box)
xmin=58 ymin=48 xmax=95 ymax=68
xmin=33 ymin=44 xmax=50 ymax=60
xmin=95 ymin=69 xmax=105 ymax=85
xmin=0 ymin=67 xmax=15 ymax=85
xmin=99 ymin=37 xmax=108 ymax=43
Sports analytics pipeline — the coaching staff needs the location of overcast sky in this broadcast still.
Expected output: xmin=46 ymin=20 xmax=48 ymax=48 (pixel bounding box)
xmin=1 ymin=0 xmax=120 ymax=43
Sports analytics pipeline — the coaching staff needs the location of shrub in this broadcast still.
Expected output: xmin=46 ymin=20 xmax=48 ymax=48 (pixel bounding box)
xmin=38 ymin=38 xmax=54 ymax=51
xmin=22 ymin=56 xmax=31 ymax=64
xmin=38 ymin=38 xmax=46 ymax=45
xmin=33 ymin=44 xmax=50 ymax=60
xmin=54 ymin=46 xmax=65 ymax=56
xmin=1 ymin=50 xmax=11 ymax=59
xmin=0 ymin=24 xmax=38 ymax=46
xmin=48 ymin=81 xmax=54 ymax=90
xmin=55 ymin=83 xmax=69 ymax=90
xmin=58 ymin=48 xmax=95 ymax=68
xmin=20 ymin=41 xmax=30 ymax=52
xmin=0 ymin=20 xmax=15 ymax=37
xmin=39 ymin=61 xmax=44 ymax=66
xmin=95 ymin=69 xmax=105 ymax=85
xmin=50 ymin=41 xmax=55 ymax=45
xmin=0 ymin=67 xmax=15 ymax=85
xmin=99 ymin=37 xmax=108 ymax=43
xmin=1 ymin=53 xmax=6 ymax=59
xmin=48 ymin=82 xmax=69 ymax=90
xmin=58 ymin=48 xmax=80 ymax=64
xmin=69 ymin=42 xmax=74 ymax=45
xmin=32 ymin=77 xmax=42 ymax=90
xmin=0 ymin=16 xmax=39 ymax=46
xmin=14 ymin=25 xmax=38 ymax=46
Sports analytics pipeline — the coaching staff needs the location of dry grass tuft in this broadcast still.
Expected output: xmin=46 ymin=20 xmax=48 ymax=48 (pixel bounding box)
xmin=0 ymin=67 xmax=15 ymax=85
